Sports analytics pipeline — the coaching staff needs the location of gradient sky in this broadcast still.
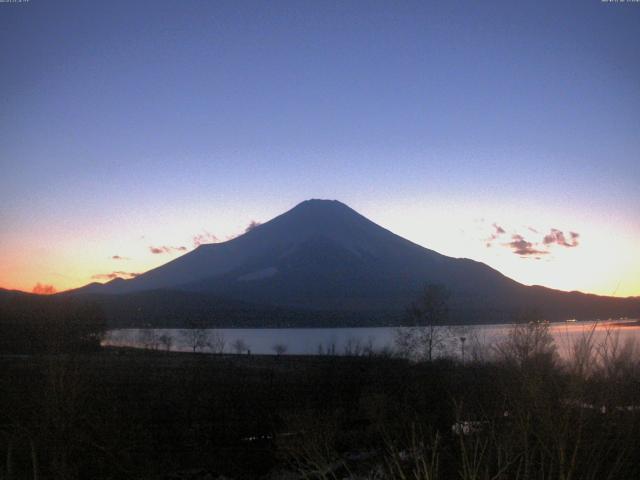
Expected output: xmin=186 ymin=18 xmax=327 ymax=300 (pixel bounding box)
xmin=1 ymin=0 xmax=639 ymax=297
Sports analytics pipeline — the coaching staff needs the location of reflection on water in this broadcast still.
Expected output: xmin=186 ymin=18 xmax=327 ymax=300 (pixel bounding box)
xmin=103 ymin=319 xmax=640 ymax=359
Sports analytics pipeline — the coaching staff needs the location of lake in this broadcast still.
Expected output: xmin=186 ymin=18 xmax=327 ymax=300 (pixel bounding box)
xmin=103 ymin=318 xmax=640 ymax=360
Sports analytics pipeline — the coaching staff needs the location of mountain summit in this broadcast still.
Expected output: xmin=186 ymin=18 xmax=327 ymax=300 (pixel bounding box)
xmin=73 ymin=199 xmax=639 ymax=325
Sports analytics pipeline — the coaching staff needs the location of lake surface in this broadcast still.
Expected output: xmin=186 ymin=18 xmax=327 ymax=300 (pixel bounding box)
xmin=104 ymin=319 xmax=640 ymax=360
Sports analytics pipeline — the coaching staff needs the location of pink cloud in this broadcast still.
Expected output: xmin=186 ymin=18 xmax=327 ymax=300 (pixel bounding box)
xmin=91 ymin=271 xmax=140 ymax=280
xmin=542 ymin=229 xmax=579 ymax=248
xmin=192 ymin=231 xmax=219 ymax=247
xmin=507 ymin=235 xmax=549 ymax=257
xmin=485 ymin=223 xmax=507 ymax=247
xmin=149 ymin=245 xmax=188 ymax=254
xmin=32 ymin=283 xmax=57 ymax=295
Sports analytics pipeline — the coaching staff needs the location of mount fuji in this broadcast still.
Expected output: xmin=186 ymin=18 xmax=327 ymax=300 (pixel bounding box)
xmin=69 ymin=199 xmax=639 ymax=327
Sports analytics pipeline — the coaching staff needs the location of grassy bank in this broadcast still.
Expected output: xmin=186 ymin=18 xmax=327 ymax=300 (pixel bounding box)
xmin=1 ymin=333 xmax=639 ymax=479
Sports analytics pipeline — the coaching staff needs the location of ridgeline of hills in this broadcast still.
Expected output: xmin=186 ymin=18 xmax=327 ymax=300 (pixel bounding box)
xmin=3 ymin=200 xmax=639 ymax=328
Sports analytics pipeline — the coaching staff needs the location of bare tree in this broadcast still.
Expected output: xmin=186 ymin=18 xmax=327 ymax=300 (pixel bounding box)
xmin=595 ymin=327 xmax=638 ymax=381
xmin=494 ymin=312 xmax=557 ymax=368
xmin=343 ymin=337 xmax=362 ymax=356
xmin=394 ymin=326 xmax=421 ymax=359
xmin=180 ymin=328 xmax=210 ymax=353
xmin=208 ymin=330 xmax=226 ymax=354
xmin=232 ymin=338 xmax=248 ymax=355
xmin=137 ymin=329 xmax=160 ymax=350
xmin=158 ymin=333 xmax=173 ymax=352
xmin=272 ymin=343 xmax=288 ymax=356
xmin=395 ymin=284 xmax=451 ymax=361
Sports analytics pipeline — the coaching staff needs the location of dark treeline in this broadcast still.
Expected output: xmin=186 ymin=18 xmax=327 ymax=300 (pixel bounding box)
xmin=4 ymin=285 xmax=638 ymax=331
xmin=0 ymin=292 xmax=105 ymax=354
xmin=87 ymin=288 xmax=640 ymax=328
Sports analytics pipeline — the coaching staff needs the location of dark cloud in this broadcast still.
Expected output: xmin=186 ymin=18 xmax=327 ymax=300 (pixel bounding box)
xmin=507 ymin=235 xmax=550 ymax=257
xmin=245 ymin=220 xmax=262 ymax=233
xmin=91 ymin=271 xmax=140 ymax=280
xmin=32 ymin=283 xmax=57 ymax=295
xmin=485 ymin=223 xmax=506 ymax=247
xmin=224 ymin=220 xmax=264 ymax=242
xmin=111 ymin=255 xmax=129 ymax=260
xmin=149 ymin=245 xmax=188 ymax=254
xmin=192 ymin=231 xmax=219 ymax=247
xmin=542 ymin=229 xmax=580 ymax=248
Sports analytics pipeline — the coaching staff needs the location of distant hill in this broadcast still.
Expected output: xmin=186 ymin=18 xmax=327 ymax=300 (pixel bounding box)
xmin=63 ymin=199 xmax=639 ymax=327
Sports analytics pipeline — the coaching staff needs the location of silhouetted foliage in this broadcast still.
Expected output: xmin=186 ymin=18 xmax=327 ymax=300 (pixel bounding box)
xmin=0 ymin=338 xmax=638 ymax=479
xmin=0 ymin=294 xmax=106 ymax=354
xmin=0 ymin=292 xmax=639 ymax=479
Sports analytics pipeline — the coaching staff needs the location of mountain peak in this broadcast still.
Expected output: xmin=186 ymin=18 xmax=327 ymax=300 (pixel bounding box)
xmin=291 ymin=198 xmax=351 ymax=212
xmin=271 ymin=198 xmax=376 ymax=241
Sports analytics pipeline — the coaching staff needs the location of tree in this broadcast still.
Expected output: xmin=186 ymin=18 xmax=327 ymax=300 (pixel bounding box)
xmin=208 ymin=330 xmax=226 ymax=354
xmin=158 ymin=333 xmax=173 ymax=351
xmin=272 ymin=343 xmax=287 ymax=356
xmin=232 ymin=338 xmax=248 ymax=354
xmin=396 ymin=284 xmax=450 ymax=361
xmin=181 ymin=328 xmax=210 ymax=353
xmin=495 ymin=311 xmax=557 ymax=369
xmin=137 ymin=329 xmax=159 ymax=350
xmin=343 ymin=338 xmax=364 ymax=356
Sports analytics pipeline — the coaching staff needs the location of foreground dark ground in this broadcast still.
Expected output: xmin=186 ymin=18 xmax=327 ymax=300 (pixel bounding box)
xmin=1 ymin=345 xmax=639 ymax=480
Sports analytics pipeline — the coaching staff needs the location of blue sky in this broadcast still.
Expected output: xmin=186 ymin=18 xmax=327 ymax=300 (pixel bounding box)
xmin=1 ymin=0 xmax=639 ymax=295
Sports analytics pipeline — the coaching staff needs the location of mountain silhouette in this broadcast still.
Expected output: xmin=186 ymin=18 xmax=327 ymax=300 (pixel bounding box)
xmin=70 ymin=199 xmax=639 ymax=326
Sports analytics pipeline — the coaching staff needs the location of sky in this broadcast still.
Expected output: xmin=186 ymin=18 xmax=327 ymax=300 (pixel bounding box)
xmin=1 ymin=0 xmax=639 ymax=297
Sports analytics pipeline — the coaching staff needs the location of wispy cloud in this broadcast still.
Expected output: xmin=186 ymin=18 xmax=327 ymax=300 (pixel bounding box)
xmin=485 ymin=223 xmax=506 ymax=247
xmin=542 ymin=229 xmax=579 ymax=248
xmin=192 ymin=231 xmax=219 ymax=247
xmin=149 ymin=245 xmax=188 ymax=254
xmin=91 ymin=271 xmax=140 ymax=280
xmin=32 ymin=283 xmax=57 ymax=295
xmin=507 ymin=235 xmax=549 ymax=257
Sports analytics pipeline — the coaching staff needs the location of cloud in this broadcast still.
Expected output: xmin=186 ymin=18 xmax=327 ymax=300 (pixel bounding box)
xmin=192 ymin=231 xmax=219 ymax=247
xmin=507 ymin=235 xmax=549 ymax=257
xmin=485 ymin=223 xmax=506 ymax=247
xmin=91 ymin=271 xmax=140 ymax=280
xmin=245 ymin=220 xmax=262 ymax=233
xmin=223 ymin=220 xmax=264 ymax=242
xmin=111 ymin=255 xmax=129 ymax=260
xmin=486 ymin=222 xmax=580 ymax=258
xmin=542 ymin=229 xmax=580 ymax=248
xmin=32 ymin=283 xmax=57 ymax=295
xmin=149 ymin=245 xmax=188 ymax=254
